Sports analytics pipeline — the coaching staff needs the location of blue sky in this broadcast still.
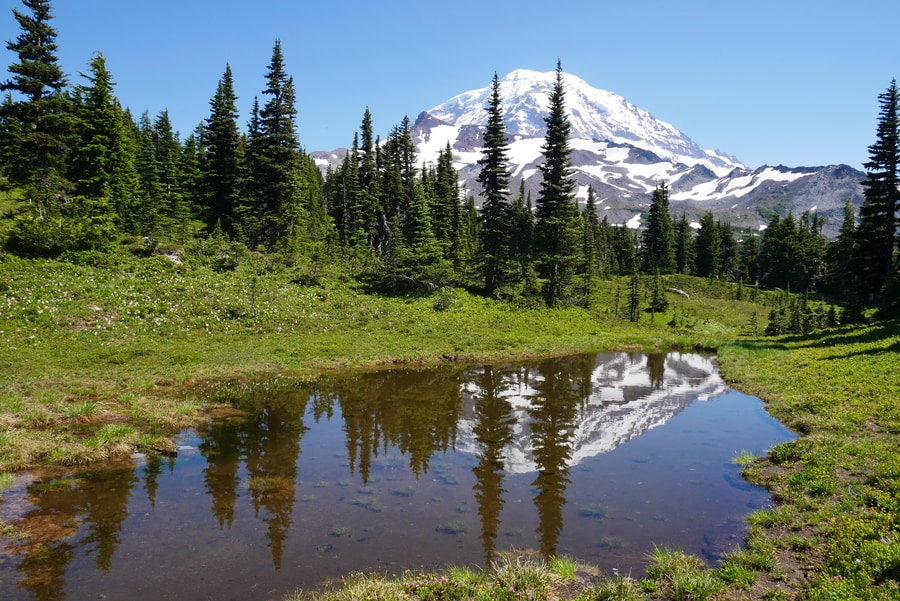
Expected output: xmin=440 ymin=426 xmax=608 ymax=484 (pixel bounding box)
xmin=3 ymin=0 xmax=897 ymax=169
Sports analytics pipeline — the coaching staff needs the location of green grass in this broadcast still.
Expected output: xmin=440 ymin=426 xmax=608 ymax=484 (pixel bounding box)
xmin=718 ymin=320 xmax=900 ymax=599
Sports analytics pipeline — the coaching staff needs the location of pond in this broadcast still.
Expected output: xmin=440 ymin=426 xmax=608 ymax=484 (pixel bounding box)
xmin=0 ymin=352 xmax=795 ymax=601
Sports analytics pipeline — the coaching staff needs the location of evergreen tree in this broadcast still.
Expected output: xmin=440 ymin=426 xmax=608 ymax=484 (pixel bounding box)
xmin=739 ymin=229 xmax=760 ymax=284
xmin=329 ymin=134 xmax=363 ymax=248
xmin=1 ymin=0 xmax=74 ymax=214
xmin=612 ymin=225 xmax=638 ymax=276
xmin=433 ymin=143 xmax=461 ymax=258
xmin=640 ymin=182 xmax=676 ymax=274
xmin=201 ymin=64 xmax=244 ymax=237
xmin=828 ymin=199 xmax=857 ymax=298
xmin=511 ymin=181 xmax=534 ymax=282
xmin=795 ymin=211 xmax=827 ymax=292
xmin=377 ymin=116 xmax=417 ymax=254
xmin=153 ymin=110 xmax=190 ymax=239
xmin=674 ymin=212 xmax=695 ymax=275
xmin=533 ymin=61 xmax=580 ymax=304
xmin=718 ymin=221 xmax=739 ymax=281
xmin=69 ymin=52 xmax=139 ymax=229
xmin=854 ymin=80 xmax=900 ymax=301
xmin=245 ymin=40 xmax=304 ymax=248
xmin=179 ymin=131 xmax=204 ymax=231
xmin=694 ymin=210 xmax=721 ymax=278
xmin=582 ymin=185 xmax=600 ymax=278
xmin=476 ymin=72 xmax=514 ymax=296
xmin=759 ymin=212 xmax=791 ymax=289
xmin=649 ymin=270 xmax=668 ymax=313
xmin=596 ymin=215 xmax=617 ymax=277
xmin=357 ymin=108 xmax=378 ymax=248
xmin=627 ymin=272 xmax=642 ymax=322
xmin=134 ymin=111 xmax=164 ymax=236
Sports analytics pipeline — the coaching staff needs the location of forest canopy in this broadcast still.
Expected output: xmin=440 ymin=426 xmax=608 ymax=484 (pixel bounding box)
xmin=0 ymin=0 xmax=897 ymax=314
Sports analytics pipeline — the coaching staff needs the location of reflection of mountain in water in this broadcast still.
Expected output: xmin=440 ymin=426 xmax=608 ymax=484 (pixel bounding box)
xmin=456 ymin=353 xmax=726 ymax=474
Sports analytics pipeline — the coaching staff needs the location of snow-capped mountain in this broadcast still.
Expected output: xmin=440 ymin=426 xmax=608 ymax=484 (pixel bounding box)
xmin=453 ymin=353 xmax=727 ymax=475
xmin=418 ymin=69 xmax=740 ymax=176
xmin=312 ymin=69 xmax=864 ymax=236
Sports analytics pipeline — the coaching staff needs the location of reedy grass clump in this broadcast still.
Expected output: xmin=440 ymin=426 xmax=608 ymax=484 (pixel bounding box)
xmin=643 ymin=545 xmax=725 ymax=600
xmin=731 ymin=448 xmax=758 ymax=467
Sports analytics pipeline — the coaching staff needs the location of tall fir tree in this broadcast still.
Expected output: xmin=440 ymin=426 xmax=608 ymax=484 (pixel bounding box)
xmin=694 ymin=210 xmax=721 ymax=278
xmin=245 ymin=40 xmax=304 ymax=248
xmin=201 ymin=64 xmax=244 ymax=237
xmin=1 ymin=0 xmax=74 ymax=214
xmin=582 ymin=185 xmax=600 ymax=278
xmin=153 ymin=110 xmax=189 ymax=239
xmin=511 ymin=181 xmax=534 ymax=282
xmin=533 ymin=61 xmax=580 ymax=304
xmin=674 ymin=212 xmax=695 ymax=275
xmin=640 ymin=182 xmax=676 ymax=274
xmin=134 ymin=111 xmax=164 ymax=236
xmin=739 ymin=229 xmax=760 ymax=284
xmin=69 ymin=52 xmax=139 ymax=228
xmin=377 ymin=116 xmax=417 ymax=254
xmin=827 ymin=199 xmax=857 ymax=299
xmin=433 ymin=142 xmax=461 ymax=259
xmin=718 ymin=221 xmax=740 ymax=281
xmin=854 ymin=80 xmax=900 ymax=301
xmin=476 ymin=72 xmax=514 ymax=296
xmin=357 ymin=108 xmax=378 ymax=248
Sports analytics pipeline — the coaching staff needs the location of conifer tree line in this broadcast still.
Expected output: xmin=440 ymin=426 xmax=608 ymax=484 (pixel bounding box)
xmin=1 ymin=0 xmax=897 ymax=314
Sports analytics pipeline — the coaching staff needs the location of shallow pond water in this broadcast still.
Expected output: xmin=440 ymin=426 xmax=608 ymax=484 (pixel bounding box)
xmin=0 ymin=352 xmax=794 ymax=601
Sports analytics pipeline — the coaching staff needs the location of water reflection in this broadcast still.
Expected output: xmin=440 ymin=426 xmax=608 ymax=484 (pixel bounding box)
xmin=0 ymin=353 xmax=794 ymax=601
xmin=470 ymin=365 xmax=516 ymax=564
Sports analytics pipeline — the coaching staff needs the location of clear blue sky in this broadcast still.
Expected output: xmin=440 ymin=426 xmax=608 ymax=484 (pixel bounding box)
xmin=3 ymin=0 xmax=897 ymax=169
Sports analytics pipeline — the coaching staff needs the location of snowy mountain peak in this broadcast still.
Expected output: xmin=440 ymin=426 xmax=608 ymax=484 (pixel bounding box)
xmin=425 ymin=69 xmax=740 ymax=173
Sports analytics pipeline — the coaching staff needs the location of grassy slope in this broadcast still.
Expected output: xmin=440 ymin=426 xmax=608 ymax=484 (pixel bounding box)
xmin=717 ymin=322 xmax=900 ymax=600
xmin=4 ymin=253 xmax=898 ymax=599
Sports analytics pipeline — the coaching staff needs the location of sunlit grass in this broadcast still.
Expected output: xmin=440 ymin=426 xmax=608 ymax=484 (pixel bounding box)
xmin=644 ymin=545 xmax=724 ymax=600
xmin=718 ymin=319 xmax=900 ymax=599
xmin=731 ymin=448 xmax=758 ymax=467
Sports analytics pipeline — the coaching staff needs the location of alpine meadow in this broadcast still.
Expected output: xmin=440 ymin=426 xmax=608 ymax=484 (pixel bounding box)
xmin=2 ymin=1 xmax=900 ymax=600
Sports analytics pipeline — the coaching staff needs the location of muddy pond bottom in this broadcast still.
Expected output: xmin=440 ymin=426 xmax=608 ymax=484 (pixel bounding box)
xmin=0 ymin=352 xmax=795 ymax=601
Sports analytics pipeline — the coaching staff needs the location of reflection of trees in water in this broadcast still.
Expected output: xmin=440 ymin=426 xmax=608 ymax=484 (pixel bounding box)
xmin=329 ymin=368 xmax=464 ymax=481
xmin=11 ymin=466 xmax=137 ymax=601
xmin=141 ymin=453 xmax=175 ymax=511
xmin=241 ymin=394 xmax=308 ymax=570
xmin=527 ymin=355 xmax=591 ymax=557
xmin=197 ymin=391 xmax=309 ymax=570
xmin=646 ymin=352 xmax=666 ymax=390
xmin=198 ymin=416 xmax=244 ymax=529
xmin=470 ymin=365 xmax=516 ymax=565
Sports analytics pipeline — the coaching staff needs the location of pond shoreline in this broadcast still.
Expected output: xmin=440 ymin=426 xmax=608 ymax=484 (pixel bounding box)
xmin=2 ymin=351 xmax=793 ymax=601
